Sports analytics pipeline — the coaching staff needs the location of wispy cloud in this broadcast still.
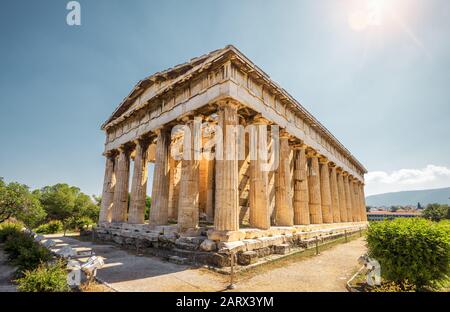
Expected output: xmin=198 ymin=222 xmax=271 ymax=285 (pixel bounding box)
xmin=365 ymin=165 xmax=450 ymax=195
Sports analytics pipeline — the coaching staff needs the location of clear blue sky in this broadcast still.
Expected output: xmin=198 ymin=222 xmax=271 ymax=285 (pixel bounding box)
xmin=1 ymin=0 xmax=449 ymax=196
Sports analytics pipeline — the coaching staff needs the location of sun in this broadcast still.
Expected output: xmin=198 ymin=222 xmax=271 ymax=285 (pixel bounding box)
xmin=348 ymin=0 xmax=388 ymax=32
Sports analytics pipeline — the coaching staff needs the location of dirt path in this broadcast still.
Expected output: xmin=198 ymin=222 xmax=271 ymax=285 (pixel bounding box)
xmin=232 ymin=237 xmax=367 ymax=292
xmin=45 ymin=234 xmax=366 ymax=292
xmin=0 ymin=245 xmax=17 ymax=292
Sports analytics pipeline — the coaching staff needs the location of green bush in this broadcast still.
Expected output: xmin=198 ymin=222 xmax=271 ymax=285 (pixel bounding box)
xmin=4 ymin=232 xmax=35 ymax=260
xmin=0 ymin=222 xmax=23 ymax=243
xmin=35 ymin=220 xmax=63 ymax=234
xmin=3 ymin=230 xmax=52 ymax=274
xmin=17 ymin=260 xmax=70 ymax=292
xmin=74 ymin=216 xmax=95 ymax=230
xmin=367 ymin=218 xmax=450 ymax=289
xmin=14 ymin=244 xmax=52 ymax=273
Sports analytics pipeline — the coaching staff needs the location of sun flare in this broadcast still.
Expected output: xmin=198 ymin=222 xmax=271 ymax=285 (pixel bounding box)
xmin=348 ymin=0 xmax=388 ymax=32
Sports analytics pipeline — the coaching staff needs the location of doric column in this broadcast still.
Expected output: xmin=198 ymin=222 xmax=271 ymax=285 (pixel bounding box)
xmin=205 ymin=158 xmax=215 ymax=222
xmin=329 ymin=164 xmax=341 ymax=223
xmin=348 ymin=176 xmax=357 ymax=222
xmin=293 ymin=144 xmax=310 ymax=225
xmin=360 ymin=183 xmax=368 ymax=221
xmin=343 ymin=173 xmax=353 ymax=222
xmin=249 ymin=116 xmax=270 ymax=229
xmin=352 ymin=179 xmax=361 ymax=222
xmin=99 ymin=152 xmax=116 ymax=223
xmin=167 ymin=157 xmax=180 ymax=221
xmin=214 ymin=101 xmax=240 ymax=231
xmin=178 ymin=116 xmax=201 ymax=231
xmin=274 ymin=130 xmax=294 ymax=226
xmin=319 ymin=158 xmax=333 ymax=223
xmin=337 ymin=169 xmax=348 ymax=222
xmin=307 ymin=151 xmax=322 ymax=224
xmin=111 ymin=145 xmax=131 ymax=222
xmin=149 ymin=128 xmax=171 ymax=226
xmin=128 ymin=138 xmax=151 ymax=224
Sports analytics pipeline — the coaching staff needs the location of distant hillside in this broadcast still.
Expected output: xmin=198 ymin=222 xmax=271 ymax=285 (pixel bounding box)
xmin=366 ymin=187 xmax=450 ymax=207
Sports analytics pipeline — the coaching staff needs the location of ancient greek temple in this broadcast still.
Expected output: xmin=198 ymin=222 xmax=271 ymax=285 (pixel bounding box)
xmin=96 ymin=46 xmax=367 ymax=265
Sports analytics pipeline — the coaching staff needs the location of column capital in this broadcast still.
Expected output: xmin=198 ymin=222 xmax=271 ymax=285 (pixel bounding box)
xmin=216 ymin=98 xmax=240 ymax=110
xmin=306 ymin=148 xmax=319 ymax=158
xmin=279 ymin=129 xmax=291 ymax=139
xmin=118 ymin=144 xmax=133 ymax=154
xmin=103 ymin=149 xmax=118 ymax=158
xmin=291 ymin=143 xmax=308 ymax=150
xmin=319 ymin=156 xmax=329 ymax=164
xmin=251 ymin=114 xmax=271 ymax=125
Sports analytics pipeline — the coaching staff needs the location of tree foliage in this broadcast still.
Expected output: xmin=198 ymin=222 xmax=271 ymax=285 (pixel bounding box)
xmin=422 ymin=203 xmax=450 ymax=222
xmin=33 ymin=183 xmax=99 ymax=233
xmin=0 ymin=178 xmax=46 ymax=228
xmin=367 ymin=218 xmax=450 ymax=289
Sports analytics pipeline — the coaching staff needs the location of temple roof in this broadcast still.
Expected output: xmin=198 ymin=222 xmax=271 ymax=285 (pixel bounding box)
xmin=101 ymin=45 xmax=367 ymax=174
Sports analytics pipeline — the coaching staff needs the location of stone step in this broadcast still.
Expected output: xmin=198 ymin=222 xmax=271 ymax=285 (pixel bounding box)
xmin=168 ymin=256 xmax=188 ymax=265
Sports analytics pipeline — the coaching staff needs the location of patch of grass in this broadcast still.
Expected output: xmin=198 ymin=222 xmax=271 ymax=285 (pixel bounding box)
xmin=236 ymin=231 xmax=365 ymax=281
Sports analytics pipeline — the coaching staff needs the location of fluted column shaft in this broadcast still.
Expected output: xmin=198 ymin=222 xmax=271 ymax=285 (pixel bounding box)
xmin=149 ymin=128 xmax=171 ymax=226
xmin=167 ymin=157 xmax=179 ymax=220
xmin=214 ymin=101 xmax=240 ymax=231
xmin=275 ymin=133 xmax=294 ymax=226
xmin=348 ymin=177 xmax=358 ymax=222
xmin=343 ymin=174 xmax=353 ymax=222
xmin=111 ymin=147 xmax=131 ymax=222
xmin=99 ymin=153 xmax=116 ymax=223
xmin=329 ymin=165 xmax=341 ymax=223
xmin=249 ymin=120 xmax=270 ymax=229
xmin=337 ymin=171 xmax=348 ymax=222
xmin=293 ymin=146 xmax=310 ymax=225
xmin=360 ymin=183 xmax=368 ymax=221
xmin=308 ymin=154 xmax=322 ymax=224
xmin=319 ymin=159 xmax=333 ymax=223
xmin=129 ymin=139 xmax=150 ymax=224
xmin=352 ymin=180 xmax=361 ymax=221
xmin=178 ymin=118 xmax=201 ymax=231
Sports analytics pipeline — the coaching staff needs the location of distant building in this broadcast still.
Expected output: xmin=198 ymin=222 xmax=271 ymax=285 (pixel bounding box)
xmin=367 ymin=210 xmax=421 ymax=221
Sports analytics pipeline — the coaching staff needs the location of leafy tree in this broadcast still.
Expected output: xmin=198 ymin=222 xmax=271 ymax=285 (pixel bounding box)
xmin=35 ymin=184 xmax=99 ymax=234
xmin=389 ymin=206 xmax=399 ymax=212
xmin=422 ymin=203 xmax=450 ymax=222
xmin=0 ymin=178 xmax=46 ymax=228
xmin=145 ymin=196 xmax=151 ymax=220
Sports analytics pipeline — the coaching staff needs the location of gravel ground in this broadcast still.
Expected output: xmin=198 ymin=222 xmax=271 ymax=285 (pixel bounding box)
xmin=46 ymin=234 xmax=366 ymax=292
xmin=0 ymin=245 xmax=17 ymax=292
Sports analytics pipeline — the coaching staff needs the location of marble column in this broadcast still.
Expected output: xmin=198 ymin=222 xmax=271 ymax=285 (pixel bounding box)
xmin=329 ymin=164 xmax=341 ymax=223
xmin=343 ymin=173 xmax=353 ymax=222
xmin=308 ymin=152 xmax=323 ymax=224
xmin=178 ymin=116 xmax=201 ymax=231
xmin=111 ymin=146 xmax=131 ymax=222
xmin=360 ymin=183 xmax=368 ymax=221
xmin=205 ymin=159 xmax=215 ymax=222
xmin=352 ymin=180 xmax=361 ymax=222
xmin=337 ymin=169 xmax=348 ymax=222
xmin=274 ymin=131 xmax=294 ymax=226
xmin=249 ymin=116 xmax=270 ymax=229
xmin=214 ymin=101 xmax=240 ymax=232
xmin=293 ymin=145 xmax=310 ymax=225
xmin=348 ymin=176 xmax=358 ymax=222
xmin=149 ymin=128 xmax=171 ymax=226
xmin=99 ymin=152 xmax=116 ymax=223
xmin=167 ymin=157 xmax=180 ymax=221
xmin=128 ymin=138 xmax=151 ymax=224
xmin=319 ymin=158 xmax=333 ymax=223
